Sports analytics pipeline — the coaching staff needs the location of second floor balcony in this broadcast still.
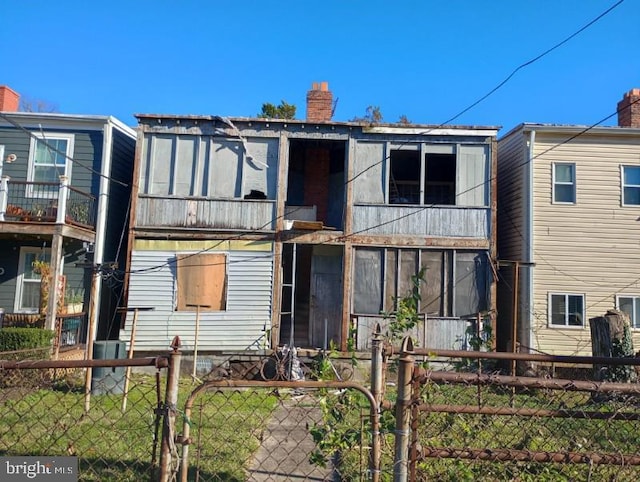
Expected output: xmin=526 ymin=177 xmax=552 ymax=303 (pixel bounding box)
xmin=0 ymin=176 xmax=96 ymax=235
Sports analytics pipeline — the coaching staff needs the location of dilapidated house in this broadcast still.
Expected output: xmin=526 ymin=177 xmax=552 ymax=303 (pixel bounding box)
xmin=122 ymin=83 xmax=498 ymax=354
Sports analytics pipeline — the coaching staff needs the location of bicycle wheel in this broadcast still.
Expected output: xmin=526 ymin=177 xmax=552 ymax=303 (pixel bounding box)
xmin=259 ymin=355 xmax=282 ymax=381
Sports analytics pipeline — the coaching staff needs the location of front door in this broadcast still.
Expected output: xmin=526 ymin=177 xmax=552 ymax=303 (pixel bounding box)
xmin=309 ymin=246 xmax=343 ymax=349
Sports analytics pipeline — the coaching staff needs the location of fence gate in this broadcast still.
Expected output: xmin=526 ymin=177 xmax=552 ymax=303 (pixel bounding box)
xmin=177 ymin=379 xmax=380 ymax=482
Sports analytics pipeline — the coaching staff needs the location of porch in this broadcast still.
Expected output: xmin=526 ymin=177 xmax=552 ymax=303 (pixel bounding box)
xmin=0 ymin=177 xmax=96 ymax=231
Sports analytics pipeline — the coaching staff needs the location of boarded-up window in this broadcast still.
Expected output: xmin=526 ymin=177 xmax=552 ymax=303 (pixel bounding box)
xmin=454 ymin=252 xmax=487 ymax=317
xmin=421 ymin=250 xmax=446 ymax=316
xmin=354 ymin=249 xmax=383 ymax=314
xmin=176 ymin=253 xmax=227 ymax=311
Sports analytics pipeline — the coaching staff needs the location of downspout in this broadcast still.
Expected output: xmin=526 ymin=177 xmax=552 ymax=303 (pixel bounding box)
xmin=526 ymin=129 xmax=535 ymax=353
xmin=87 ymin=120 xmax=114 ymax=350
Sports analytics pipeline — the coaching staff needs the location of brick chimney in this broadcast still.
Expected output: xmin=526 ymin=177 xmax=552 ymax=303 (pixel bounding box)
xmin=306 ymin=81 xmax=333 ymax=122
xmin=0 ymin=86 xmax=19 ymax=112
xmin=617 ymin=88 xmax=640 ymax=128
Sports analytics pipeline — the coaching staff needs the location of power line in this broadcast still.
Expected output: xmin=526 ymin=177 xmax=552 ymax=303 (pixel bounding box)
xmin=120 ymin=96 xmax=640 ymax=276
xmin=440 ymin=0 xmax=625 ymax=125
xmin=346 ymin=0 xmax=625 ymax=186
xmin=0 ymin=112 xmax=130 ymax=187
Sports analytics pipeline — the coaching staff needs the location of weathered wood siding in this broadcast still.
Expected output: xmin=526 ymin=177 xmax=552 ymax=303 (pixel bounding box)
xmin=137 ymin=133 xmax=278 ymax=230
xmin=530 ymin=131 xmax=640 ymax=355
xmin=122 ymin=242 xmax=273 ymax=351
xmin=355 ymin=315 xmax=471 ymax=351
xmin=140 ymin=133 xmax=278 ymax=198
xmin=136 ymin=197 xmax=276 ymax=230
xmin=352 ymin=205 xmax=489 ymax=237
xmin=353 ymin=141 xmax=386 ymax=203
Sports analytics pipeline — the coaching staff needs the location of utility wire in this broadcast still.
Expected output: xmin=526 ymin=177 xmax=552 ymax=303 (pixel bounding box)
xmin=440 ymin=0 xmax=625 ymax=125
xmin=346 ymin=0 xmax=626 ymax=186
xmin=120 ymin=96 xmax=640 ymax=276
xmin=0 ymin=112 xmax=130 ymax=187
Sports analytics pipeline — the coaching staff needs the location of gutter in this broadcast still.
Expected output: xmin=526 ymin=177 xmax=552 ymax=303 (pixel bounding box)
xmin=87 ymin=120 xmax=115 ymax=352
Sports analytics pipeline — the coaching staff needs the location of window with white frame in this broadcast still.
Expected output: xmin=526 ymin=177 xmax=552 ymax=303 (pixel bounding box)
xmin=15 ymin=248 xmax=51 ymax=313
xmin=27 ymin=133 xmax=74 ymax=198
xmin=552 ymin=163 xmax=576 ymax=204
xmin=549 ymin=293 xmax=584 ymax=327
xmin=622 ymin=166 xmax=640 ymax=206
xmin=617 ymin=295 xmax=640 ymax=328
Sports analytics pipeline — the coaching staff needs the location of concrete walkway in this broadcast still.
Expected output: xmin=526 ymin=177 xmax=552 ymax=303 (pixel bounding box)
xmin=246 ymin=393 xmax=337 ymax=481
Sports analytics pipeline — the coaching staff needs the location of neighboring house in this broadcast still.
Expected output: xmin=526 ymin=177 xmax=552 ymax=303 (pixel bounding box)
xmin=497 ymin=88 xmax=640 ymax=357
xmin=123 ymin=82 xmax=499 ymax=353
xmin=0 ymin=85 xmax=136 ymax=351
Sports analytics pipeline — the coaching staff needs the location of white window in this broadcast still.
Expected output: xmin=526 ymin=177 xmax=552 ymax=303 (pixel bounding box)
xmin=622 ymin=166 xmax=640 ymax=206
xmin=27 ymin=133 xmax=74 ymax=198
xmin=15 ymin=248 xmax=51 ymax=313
xmin=552 ymin=163 xmax=576 ymax=204
xmin=617 ymin=295 xmax=640 ymax=328
xmin=549 ymin=293 xmax=584 ymax=327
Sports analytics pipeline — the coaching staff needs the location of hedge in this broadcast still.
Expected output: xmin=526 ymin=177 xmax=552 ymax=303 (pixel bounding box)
xmin=0 ymin=327 xmax=55 ymax=352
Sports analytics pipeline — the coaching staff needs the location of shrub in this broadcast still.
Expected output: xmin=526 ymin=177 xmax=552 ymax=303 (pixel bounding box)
xmin=0 ymin=327 xmax=55 ymax=353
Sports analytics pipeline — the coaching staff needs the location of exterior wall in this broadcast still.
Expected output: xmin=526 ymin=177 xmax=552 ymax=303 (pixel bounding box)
xmin=0 ymin=126 xmax=100 ymax=194
xmin=129 ymin=117 xmax=498 ymax=352
xmin=99 ymin=128 xmax=136 ymax=338
xmin=122 ymin=240 xmax=273 ymax=351
xmin=496 ymin=128 xmax=530 ymax=352
xmin=0 ymin=239 xmax=87 ymax=316
xmin=530 ymin=131 xmax=640 ymax=355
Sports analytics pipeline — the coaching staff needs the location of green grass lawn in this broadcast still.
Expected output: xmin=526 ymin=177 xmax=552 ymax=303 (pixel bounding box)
xmin=0 ymin=373 xmax=278 ymax=481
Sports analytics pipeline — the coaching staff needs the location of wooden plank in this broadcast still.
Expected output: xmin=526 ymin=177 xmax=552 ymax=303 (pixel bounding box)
xmin=176 ymin=253 xmax=226 ymax=311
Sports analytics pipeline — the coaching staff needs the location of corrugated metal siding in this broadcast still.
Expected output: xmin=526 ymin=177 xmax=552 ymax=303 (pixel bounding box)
xmin=122 ymin=249 xmax=273 ymax=351
xmin=530 ymin=132 xmax=640 ymax=355
xmin=136 ymin=197 xmax=275 ymax=230
xmin=352 ymin=205 xmax=489 ymax=237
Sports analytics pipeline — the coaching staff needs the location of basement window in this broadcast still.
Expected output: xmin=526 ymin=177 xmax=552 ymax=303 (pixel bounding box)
xmin=176 ymin=253 xmax=227 ymax=311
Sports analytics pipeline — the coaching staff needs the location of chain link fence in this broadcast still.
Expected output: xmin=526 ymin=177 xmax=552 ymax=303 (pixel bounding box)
xmin=4 ymin=334 xmax=640 ymax=481
xmin=393 ymin=344 xmax=640 ymax=482
xmin=177 ymin=380 xmax=377 ymax=482
xmin=0 ymin=356 xmax=167 ymax=481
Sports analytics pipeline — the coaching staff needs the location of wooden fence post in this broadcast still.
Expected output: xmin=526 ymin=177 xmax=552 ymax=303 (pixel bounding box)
xmin=159 ymin=336 xmax=182 ymax=482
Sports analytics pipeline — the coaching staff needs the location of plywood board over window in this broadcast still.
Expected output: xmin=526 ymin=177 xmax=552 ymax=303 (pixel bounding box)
xmin=176 ymin=253 xmax=227 ymax=311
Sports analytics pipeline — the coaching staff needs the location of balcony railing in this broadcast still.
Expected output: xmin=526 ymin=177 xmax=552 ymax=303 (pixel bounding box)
xmin=0 ymin=176 xmax=96 ymax=229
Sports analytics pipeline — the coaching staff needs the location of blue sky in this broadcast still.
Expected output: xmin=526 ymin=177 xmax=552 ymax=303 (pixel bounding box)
xmin=1 ymin=1 xmax=638 ymax=133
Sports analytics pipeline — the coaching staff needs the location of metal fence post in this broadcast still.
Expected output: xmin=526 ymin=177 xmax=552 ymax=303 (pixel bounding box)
xmin=371 ymin=323 xmax=384 ymax=408
xmin=370 ymin=323 xmax=384 ymax=481
xmin=159 ymin=336 xmax=182 ymax=482
xmin=394 ymin=336 xmax=415 ymax=482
